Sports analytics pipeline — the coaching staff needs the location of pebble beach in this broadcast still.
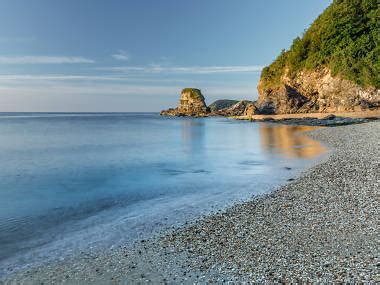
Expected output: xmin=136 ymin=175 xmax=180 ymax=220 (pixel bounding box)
xmin=2 ymin=121 xmax=379 ymax=284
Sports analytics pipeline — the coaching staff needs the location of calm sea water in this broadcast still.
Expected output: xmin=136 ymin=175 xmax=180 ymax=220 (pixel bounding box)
xmin=0 ymin=113 xmax=325 ymax=275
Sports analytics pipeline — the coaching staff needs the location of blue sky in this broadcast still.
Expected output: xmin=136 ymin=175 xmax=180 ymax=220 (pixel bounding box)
xmin=0 ymin=0 xmax=331 ymax=112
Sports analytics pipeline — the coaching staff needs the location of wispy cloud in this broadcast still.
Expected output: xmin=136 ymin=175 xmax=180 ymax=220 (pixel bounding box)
xmin=0 ymin=83 xmax=256 ymax=97
xmin=0 ymin=72 xmax=259 ymax=112
xmin=0 ymin=74 xmax=257 ymax=86
xmin=111 ymin=50 xmax=130 ymax=61
xmin=0 ymin=56 xmax=95 ymax=64
xmin=97 ymin=65 xmax=264 ymax=74
xmin=0 ymin=74 xmax=202 ymax=84
xmin=0 ymin=83 xmax=180 ymax=96
xmin=0 ymin=74 xmax=126 ymax=82
xmin=0 ymin=75 xmax=257 ymax=97
xmin=0 ymin=36 xmax=36 ymax=44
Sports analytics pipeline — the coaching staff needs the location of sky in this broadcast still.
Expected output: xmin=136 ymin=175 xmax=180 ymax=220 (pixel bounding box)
xmin=0 ymin=0 xmax=332 ymax=112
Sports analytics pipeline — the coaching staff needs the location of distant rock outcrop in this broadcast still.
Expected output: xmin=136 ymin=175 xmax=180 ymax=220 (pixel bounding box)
xmin=215 ymin=100 xmax=254 ymax=116
xmin=160 ymin=89 xmax=258 ymax=118
xmin=160 ymin=88 xmax=210 ymax=117
xmin=208 ymin=100 xmax=239 ymax=112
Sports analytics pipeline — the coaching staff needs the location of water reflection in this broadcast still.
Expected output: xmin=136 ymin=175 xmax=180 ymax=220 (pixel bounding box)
xmin=180 ymin=119 xmax=205 ymax=154
xmin=259 ymin=123 xmax=326 ymax=158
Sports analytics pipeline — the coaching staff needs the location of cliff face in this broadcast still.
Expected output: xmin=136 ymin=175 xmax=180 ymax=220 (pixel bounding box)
xmin=160 ymin=88 xmax=210 ymax=117
xmin=177 ymin=88 xmax=209 ymax=114
xmin=257 ymin=0 xmax=379 ymax=114
xmin=258 ymin=67 xmax=380 ymax=114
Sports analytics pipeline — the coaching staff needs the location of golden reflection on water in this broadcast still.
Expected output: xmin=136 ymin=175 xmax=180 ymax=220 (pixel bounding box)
xmin=259 ymin=123 xmax=326 ymax=158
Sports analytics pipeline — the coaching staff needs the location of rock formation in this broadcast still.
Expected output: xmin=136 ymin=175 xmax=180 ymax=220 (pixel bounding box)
xmin=160 ymin=89 xmax=258 ymax=118
xmin=256 ymin=0 xmax=379 ymax=115
xmin=215 ymin=100 xmax=255 ymax=116
xmin=257 ymin=67 xmax=380 ymax=114
xmin=160 ymin=88 xmax=210 ymax=117
xmin=208 ymin=100 xmax=239 ymax=112
xmin=243 ymin=103 xmax=258 ymax=117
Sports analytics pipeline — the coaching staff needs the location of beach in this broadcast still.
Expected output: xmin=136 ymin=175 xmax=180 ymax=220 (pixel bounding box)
xmin=2 ymin=121 xmax=379 ymax=284
xmin=236 ymin=109 xmax=380 ymax=126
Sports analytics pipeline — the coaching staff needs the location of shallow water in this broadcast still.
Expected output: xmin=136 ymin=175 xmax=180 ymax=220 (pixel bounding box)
xmin=0 ymin=113 xmax=325 ymax=275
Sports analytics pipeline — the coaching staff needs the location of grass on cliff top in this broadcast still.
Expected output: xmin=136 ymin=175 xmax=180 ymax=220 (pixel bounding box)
xmin=182 ymin=88 xmax=205 ymax=100
xmin=261 ymin=0 xmax=379 ymax=89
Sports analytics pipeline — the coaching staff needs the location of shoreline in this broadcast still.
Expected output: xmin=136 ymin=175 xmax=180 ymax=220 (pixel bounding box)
xmin=2 ymin=121 xmax=379 ymax=283
xmin=161 ymin=108 xmax=380 ymax=127
xmin=235 ymin=109 xmax=380 ymax=126
xmin=0 ymin=120 xmax=326 ymax=279
xmin=240 ymin=109 xmax=380 ymax=120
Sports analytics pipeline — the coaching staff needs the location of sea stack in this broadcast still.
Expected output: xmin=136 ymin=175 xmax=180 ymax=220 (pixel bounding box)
xmin=160 ymin=88 xmax=210 ymax=117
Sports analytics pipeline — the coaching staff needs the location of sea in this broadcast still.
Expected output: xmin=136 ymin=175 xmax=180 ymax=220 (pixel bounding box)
xmin=0 ymin=112 xmax=326 ymax=276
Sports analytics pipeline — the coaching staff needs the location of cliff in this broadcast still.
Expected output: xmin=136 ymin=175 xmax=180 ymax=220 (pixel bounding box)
xmin=257 ymin=0 xmax=379 ymax=114
xmin=258 ymin=67 xmax=380 ymax=114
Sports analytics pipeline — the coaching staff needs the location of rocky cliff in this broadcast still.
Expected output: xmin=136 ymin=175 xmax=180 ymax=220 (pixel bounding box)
xmin=160 ymin=88 xmax=210 ymax=117
xmin=258 ymin=67 xmax=380 ymax=114
xmin=257 ymin=0 xmax=379 ymax=114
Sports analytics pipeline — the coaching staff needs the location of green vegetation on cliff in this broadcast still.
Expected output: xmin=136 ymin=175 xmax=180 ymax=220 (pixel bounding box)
xmin=261 ymin=0 xmax=379 ymax=89
xmin=182 ymin=88 xmax=204 ymax=100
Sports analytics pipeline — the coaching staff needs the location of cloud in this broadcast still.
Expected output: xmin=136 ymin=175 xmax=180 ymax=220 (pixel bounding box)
xmin=0 ymin=37 xmax=36 ymax=44
xmin=0 ymin=84 xmax=257 ymax=99
xmin=0 ymin=74 xmax=126 ymax=82
xmin=0 ymin=56 xmax=95 ymax=64
xmin=0 ymin=74 xmax=198 ymax=84
xmin=111 ymin=50 xmax=130 ymax=61
xmin=0 ymin=73 xmax=259 ymax=111
xmin=97 ymin=65 xmax=264 ymax=74
xmin=0 ymin=83 xmax=179 ymax=96
xmin=0 ymin=76 xmax=256 ymax=97
xmin=0 ymin=74 xmax=258 ymax=85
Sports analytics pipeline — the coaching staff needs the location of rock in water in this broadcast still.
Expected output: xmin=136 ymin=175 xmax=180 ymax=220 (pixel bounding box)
xmin=160 ymin=89 xmax=257 ymax=118
xmin=178 ymin=88 xmax=209 ymax=114
xmin=160 ymin=88 xmax=210 ymax=117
